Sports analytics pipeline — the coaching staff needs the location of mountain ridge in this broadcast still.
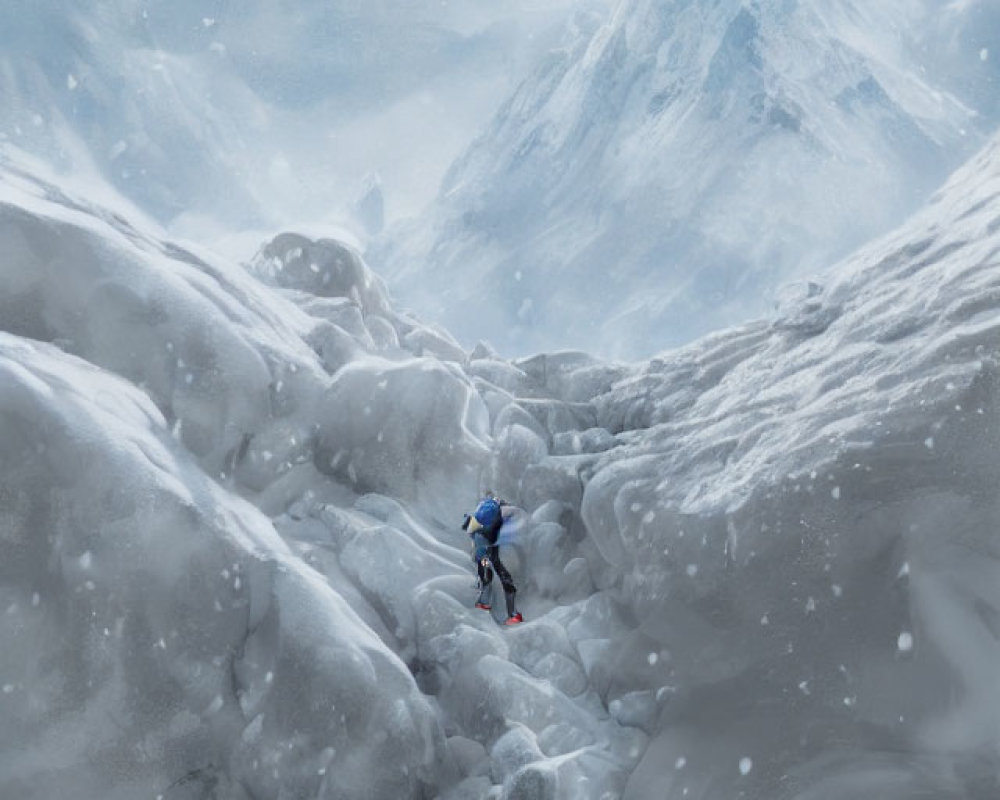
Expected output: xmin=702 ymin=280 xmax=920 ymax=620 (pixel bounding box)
xmin=372 ymin=0 xmax=999 ymax=360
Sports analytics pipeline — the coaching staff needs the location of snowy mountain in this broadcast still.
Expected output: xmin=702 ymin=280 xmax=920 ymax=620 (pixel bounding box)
xmin=4 ymin=114 xmax=1000 ymax=798
xmin=0 ymin=0 xmax=610 ymax=238
xmin=371 ymin=0 xmax=1000 ymax=359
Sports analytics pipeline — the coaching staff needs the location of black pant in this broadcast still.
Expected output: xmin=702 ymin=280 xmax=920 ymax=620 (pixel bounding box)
xmin=478 ymin=545 xmax=516 ymax=594
xmin=478 ymin=547 xmax=518 ymax=617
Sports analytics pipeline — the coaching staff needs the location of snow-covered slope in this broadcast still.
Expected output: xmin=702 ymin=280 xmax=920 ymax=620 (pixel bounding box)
xmin=577 ymin=131 xmax=1000 ymax=799
xmin=372 ymin=0 xmax=1000 ymax=359
xmin=4 ymin=124 xmax=1000 ymax=798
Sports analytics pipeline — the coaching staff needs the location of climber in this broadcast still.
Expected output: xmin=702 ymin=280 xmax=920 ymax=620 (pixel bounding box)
xmin=461 ymin=491 xmax=523 ymax=625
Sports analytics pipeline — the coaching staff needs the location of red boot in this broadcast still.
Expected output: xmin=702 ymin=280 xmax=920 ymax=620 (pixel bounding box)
xmin=504 ymin=612 xmax=524 ymax=625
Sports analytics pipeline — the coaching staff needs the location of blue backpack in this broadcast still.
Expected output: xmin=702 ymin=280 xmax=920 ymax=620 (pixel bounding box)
xmin=474 ymin=497 xmax=502 ymax=528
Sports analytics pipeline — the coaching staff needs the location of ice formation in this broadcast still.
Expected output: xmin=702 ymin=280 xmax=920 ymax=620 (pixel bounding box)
xmin=2 ymin=126 xmax=1000 ymax=799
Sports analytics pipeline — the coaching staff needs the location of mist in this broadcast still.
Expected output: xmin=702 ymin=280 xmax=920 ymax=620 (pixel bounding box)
xmin=3 ymin=3 xmax=1000 ymax=799
xmin=0 ymin=0 xmax=614 ymax=252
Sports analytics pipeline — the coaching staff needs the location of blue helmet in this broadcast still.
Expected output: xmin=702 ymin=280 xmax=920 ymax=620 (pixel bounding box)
xmin=474 ymin=496 xmax=502 ymax=527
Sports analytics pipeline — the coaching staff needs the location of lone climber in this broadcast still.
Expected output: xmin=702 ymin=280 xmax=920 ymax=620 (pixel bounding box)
xmin=462 ymin=491 xmax=523 ymax=625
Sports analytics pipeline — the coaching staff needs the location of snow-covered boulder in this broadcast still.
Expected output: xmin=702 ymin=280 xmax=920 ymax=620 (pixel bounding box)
xmin=314 ymin=357 xmax=490 ymax=523
xmin=248 ymin=233 xmax=391 ymax=317
xmin=0 ymin=334 xmax=450 ymax=799
xmin=0 ymin=167 xmax=326 ymax=482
